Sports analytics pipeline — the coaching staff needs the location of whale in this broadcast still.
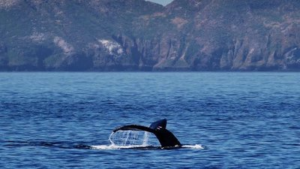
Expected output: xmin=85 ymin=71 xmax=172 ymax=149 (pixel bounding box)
xmin=113 ymin=119 xmax=181 ymax=148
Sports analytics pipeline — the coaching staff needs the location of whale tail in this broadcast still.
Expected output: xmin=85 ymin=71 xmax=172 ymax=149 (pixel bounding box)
xmin=113 ymin=119 xmax=181 ymax=148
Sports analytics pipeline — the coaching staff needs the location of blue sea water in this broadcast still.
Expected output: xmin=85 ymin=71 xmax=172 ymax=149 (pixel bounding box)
xmin=0 ymin=72 xmax=299 ymax=169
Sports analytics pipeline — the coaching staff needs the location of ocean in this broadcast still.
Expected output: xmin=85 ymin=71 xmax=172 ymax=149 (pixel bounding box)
xmin=0 ymin=72 xmax=299 ymax=168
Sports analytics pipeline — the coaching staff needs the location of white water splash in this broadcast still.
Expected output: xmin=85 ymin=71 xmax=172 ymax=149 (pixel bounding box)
xmin=91 ymin=131 xmax=156 ymax=150
xmin=91 ymin=144 xmax=150 ymax=150
xmin=182 ymin=144 xmax=204 ymax=149
xmin=91 ymin=131 xmax=204 ymax=150
xmin=91 ymin=144 xmax=204 ymax=150
xmin=142 ymin=132 xmax=149 ymax=146
xmin=108 ymin=130 xmax=152 ymax=146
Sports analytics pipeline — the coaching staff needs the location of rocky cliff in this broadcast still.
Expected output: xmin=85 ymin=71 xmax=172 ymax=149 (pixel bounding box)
xmin=1 ymin=0 xmax=300 ymax=71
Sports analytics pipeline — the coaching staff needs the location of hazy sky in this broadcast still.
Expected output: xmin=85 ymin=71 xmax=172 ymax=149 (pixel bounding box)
xmin=147 ymin=0 xmax=173 ymax=6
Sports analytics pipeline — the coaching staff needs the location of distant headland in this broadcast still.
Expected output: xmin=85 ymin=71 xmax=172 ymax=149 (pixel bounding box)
xmin=0 ymin=0 xmax=300 ymax=71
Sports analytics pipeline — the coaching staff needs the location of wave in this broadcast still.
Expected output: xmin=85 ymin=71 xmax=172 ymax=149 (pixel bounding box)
xmin=91 ymin=144 xmax=204 ymax=150
xmin=3 ymin=140 xmax=204 ymax=150
xmin=182 ymin=144 xmax=204 ymax=149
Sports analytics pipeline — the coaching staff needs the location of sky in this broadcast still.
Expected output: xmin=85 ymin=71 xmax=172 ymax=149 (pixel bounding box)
xmin=147 ymin=0 xmax=173 ymax=6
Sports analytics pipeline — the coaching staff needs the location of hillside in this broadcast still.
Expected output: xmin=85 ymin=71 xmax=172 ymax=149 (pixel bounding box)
xmin=0 ymin=0 xmax=300 ymax=71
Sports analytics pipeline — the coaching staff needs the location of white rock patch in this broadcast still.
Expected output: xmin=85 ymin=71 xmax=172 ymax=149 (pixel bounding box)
xmin=0 ymin=0 xmax=20 ymax=9
xmin=30 ymin=32 xmax=46 ymax=42
xmin=98 ymin=39 xmax=123 ymax=55
xmin=53 ymin=36 xmax=74 ymax=55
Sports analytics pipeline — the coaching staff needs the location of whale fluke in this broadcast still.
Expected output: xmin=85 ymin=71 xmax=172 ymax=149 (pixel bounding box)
xmin=113 ymin=119 xmax=181 ymax=148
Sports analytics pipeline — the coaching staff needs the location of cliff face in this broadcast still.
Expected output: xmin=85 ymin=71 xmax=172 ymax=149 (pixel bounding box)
xmin=1 ymin=0 xmax=300 ymax=71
